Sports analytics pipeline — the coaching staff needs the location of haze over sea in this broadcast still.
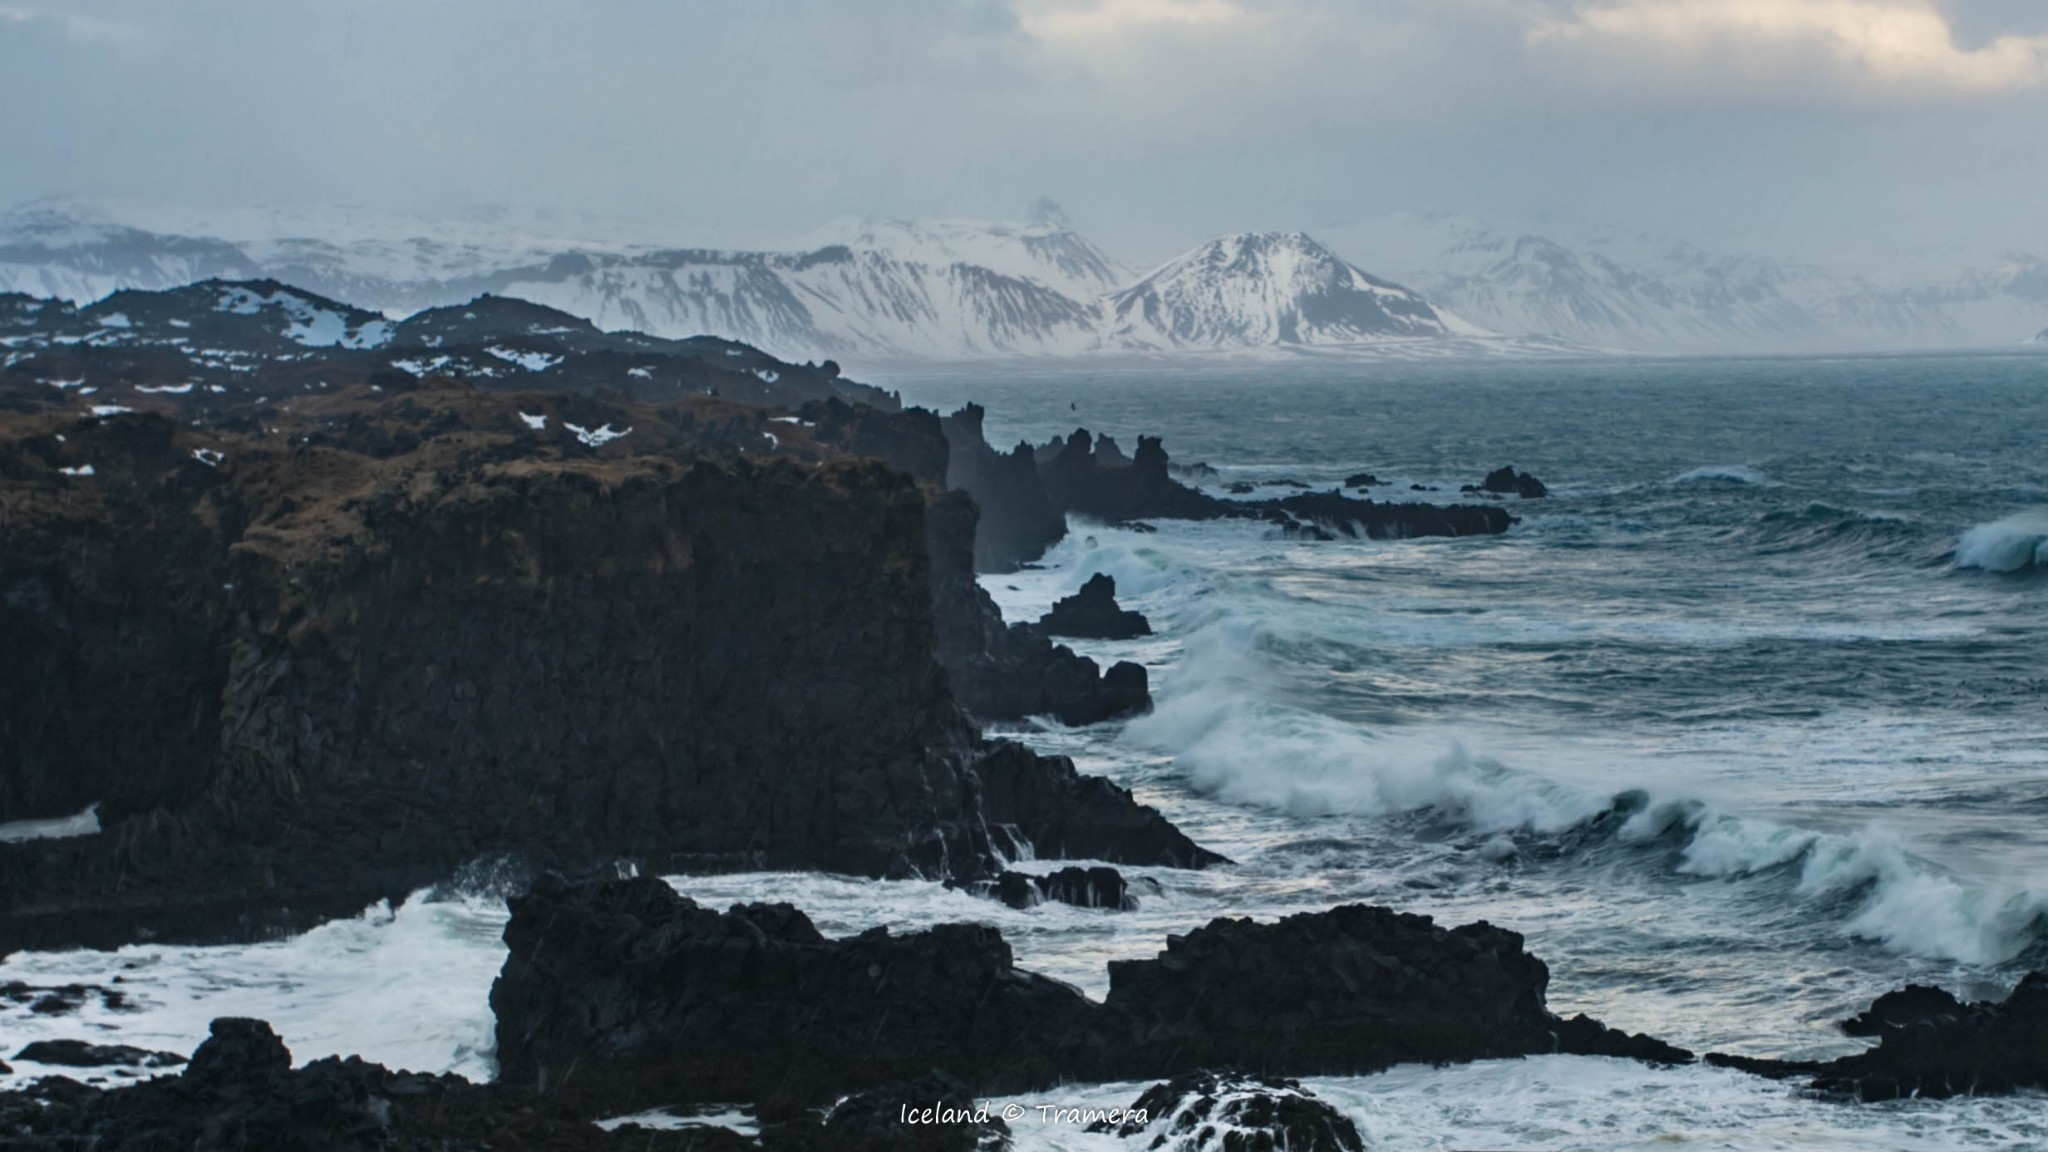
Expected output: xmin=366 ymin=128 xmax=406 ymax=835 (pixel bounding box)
xmin=6 ymin=352 xmax=2046 ymax=1148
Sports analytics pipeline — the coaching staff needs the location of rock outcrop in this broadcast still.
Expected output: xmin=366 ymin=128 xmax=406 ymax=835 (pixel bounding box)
xmin=925 ymin=491 xmax=1154 ymax=727
xmin=940 ymin=405 xmax=1064 ymax=573
xmin=991 ymin=865 xmax=1137 ymax=911
xmin=1089 ymin=1071 xmax=1365 ymax=1152
xmin=0 ymin=384 xmax=1216 ymax=954
xmin=1039 ymin=574 xmax=1152 ymax=641
xmin=1464 ymin=465 xmax=1548 ymax=498
xmin=1707 ymin=973 xmax=2048 ymax=1100
xmin=489 ymin=877 xmax=1689 ymax=1116
xmin=0 ymin=1017 xmax=679 ymax=1151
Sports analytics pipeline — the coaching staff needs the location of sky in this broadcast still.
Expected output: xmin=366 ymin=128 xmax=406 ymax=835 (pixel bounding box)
xmin=3 ymin=0 xmax=2046 ymax=268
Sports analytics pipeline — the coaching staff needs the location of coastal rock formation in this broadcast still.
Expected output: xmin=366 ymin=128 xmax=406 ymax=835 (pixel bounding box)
xmin=941 ymin=404 xmax=1064 ymax=572
xmin=1707 ymin=973 xmax=2048 ymax=1100
xmin=11 ymin=1040 xmax=185 ymax=1070
xmin=0 ymin=383 xmax=1215 ymax=954
xmin=1039 ymin=574 xmax=1152 ymax=641
xmin=1101 ymin=904 xmax=1691 ymax=1074
xmin=925 ymin=491 xmax=1154 ymax=727
xmin=776 ymin=1072 xmax=1013 ymax=1152
xmin=1089 ymin=1071 xmax=1365 ymax=1152
xmin=1343 ymin=472 xmax=1384 ymax=489
xmin=1464 ymin=465 xmax=1548 ymax=498
xmin=992 ymin=865 xmax=1137 ymax=911
xmin=0 ymin=1017 xmax=671 ymax=1151
xmin=489 ymin=874 xmax=1105 ymax=1112
xmin=489 ymin=877 xmax=1689 ymax=1116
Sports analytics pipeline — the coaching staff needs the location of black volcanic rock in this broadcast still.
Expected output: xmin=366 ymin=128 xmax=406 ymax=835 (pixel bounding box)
xmin=1707 ymin=973 xmax=2048 ymax=1101
xmin=974 ymin=742 xmax=1222 ymax=870
xmin=1343 ymin=472 xmax=1384 ymax=489
xmin=1103 ymin=904 xmax=1689 ymax=1075
xmin=1034 ymin=427 xmax=1511 ymax=540
xmin=993 ymin=866 xmax=1137 ymax=911
xmin=0 ymin=1017 xmax=687 ymax=1151
xmin=1039 ymin=573 xmax=1152 ymax=640
xmin=941 ymin=404 xmax=1064 ymax=572
xmin=11 ymin=1040 xmax=185 ymax=1070
xmin=0 ymin=387 xmax=1217 ymax=954
xmin=783 ymin=1072 xmax=1012 ymax=1152
xmin=489 ymin=878 xmax=1687 ymax=1116
xmin=1089 ymin=1071 xmax=1365 ymax=1152
xmin=490 ymin=874 xmax=1106 ymax=1112
xmin=925 ymin=490 xmax=1155 ymax=728
xmin=1464 ymin=465 xmax=1548 ymax=498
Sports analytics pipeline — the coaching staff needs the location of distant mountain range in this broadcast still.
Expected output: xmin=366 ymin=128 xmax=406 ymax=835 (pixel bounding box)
xmin=1319 ymin=213 xmax=2048 ymax=354
xmin=3 ymin=199 xmax=2044 ymax=361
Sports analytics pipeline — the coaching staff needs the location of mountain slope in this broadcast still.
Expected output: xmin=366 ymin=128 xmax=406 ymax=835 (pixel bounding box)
xmin=1321 ymin=213 xmax=2048 ymax=353
xmin=1104 ymin=232 xmax=1480 ymax=349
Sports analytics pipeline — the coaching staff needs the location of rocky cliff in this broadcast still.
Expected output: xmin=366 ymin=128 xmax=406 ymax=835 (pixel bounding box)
xmin=0 ymin=380 xmax=1212 ymax=954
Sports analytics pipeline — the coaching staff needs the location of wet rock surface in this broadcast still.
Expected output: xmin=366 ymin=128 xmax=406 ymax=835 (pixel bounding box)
xmin=992 ymin=865 xmax=1138 ymax=911
xmin=1707 ymin=973 xmax=2048 ymax=1100
xmin=1089 ymin=1071 xmax=1366 ymax=1152
xmin=490 ymin=878 xmax=1690 ymax=1116
xmin=1039 ymin=573 xmax=1152 ymax=640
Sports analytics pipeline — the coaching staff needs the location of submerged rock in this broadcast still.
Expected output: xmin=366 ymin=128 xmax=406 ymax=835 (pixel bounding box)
xmin=1708 ymin=973 xmax=2048 ymax=1100
xmin=1089 ymin=1071 xmax=1365 ymax=1152
xmin=1039 ymin=574 xmax=1152 ymax=641
xmin=1343 ymin=472 xmax=1384 ymax=489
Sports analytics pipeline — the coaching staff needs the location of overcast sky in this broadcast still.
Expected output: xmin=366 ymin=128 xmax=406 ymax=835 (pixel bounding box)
xmin=4 ymin=0 xmax=2046 ymax=268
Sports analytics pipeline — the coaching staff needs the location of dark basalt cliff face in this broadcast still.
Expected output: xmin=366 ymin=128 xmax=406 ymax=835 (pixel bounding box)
xmin=490 ymin=876 xmax=1687 ymax=1115
xmin=925 ymin=491 xmax=1153 ymax=728
xmin=0 ymin=382 xmax=1211 ymax=954
xmin=941 ymin=404 xmax=1064 ymax=573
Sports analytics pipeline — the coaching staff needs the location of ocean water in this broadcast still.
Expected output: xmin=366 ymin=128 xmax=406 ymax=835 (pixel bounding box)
xmin=5 ymin=353 xmax=2047 ymax=1148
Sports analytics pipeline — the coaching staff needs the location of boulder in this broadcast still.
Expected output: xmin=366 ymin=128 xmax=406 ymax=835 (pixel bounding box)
xmin=992 ymin=866 xmax=1138 ymax=911
xmin=1462 ymin=465 xmax=1548 ymax=499
xmin=1039 ymin=574 xmax=1152 ymax=641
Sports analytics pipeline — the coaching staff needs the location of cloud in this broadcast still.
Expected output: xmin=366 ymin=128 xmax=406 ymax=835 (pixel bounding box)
xmin=0 ymin=4 xmax=140 ymax=44
xmin=1529 ymin=0 xmax=2048 ymax=96
xmin=1015 ymin=0 xmax=1253 ymax=42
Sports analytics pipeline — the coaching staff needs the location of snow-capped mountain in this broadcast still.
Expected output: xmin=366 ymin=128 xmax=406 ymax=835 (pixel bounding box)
xmin=1105 ymin=232 xmax=1482 ymax=350
xmin=1321 ymin=213 xmax=2048 ymax=353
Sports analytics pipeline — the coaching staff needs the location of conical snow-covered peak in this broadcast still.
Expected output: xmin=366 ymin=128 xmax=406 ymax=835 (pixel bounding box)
xmin=1105 ymin=232 xmax=1476 ymax=349
xmin=799 ymin=216 xmax=1129 ymax=300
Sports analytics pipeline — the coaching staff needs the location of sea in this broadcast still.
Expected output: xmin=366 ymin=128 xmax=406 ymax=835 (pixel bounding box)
xmin=5 ymin=352 xmax=2047 ymax=1149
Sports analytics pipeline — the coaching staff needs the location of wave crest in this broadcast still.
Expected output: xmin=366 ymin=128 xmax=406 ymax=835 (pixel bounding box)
xmin=1954 ymin=510 xmax=2048 ymax=572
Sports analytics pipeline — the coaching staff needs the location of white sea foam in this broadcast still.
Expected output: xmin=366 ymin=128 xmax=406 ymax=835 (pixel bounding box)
xmin=0 ymin=801 xmax=100 ymax=843
xmin=1122 ymin=604 xmax=2046 ymax=967
xmin=1671 ymin=464 xmax=1777 ymax=487
xmin=1954 ymin=509 xmax=2048 ymax=572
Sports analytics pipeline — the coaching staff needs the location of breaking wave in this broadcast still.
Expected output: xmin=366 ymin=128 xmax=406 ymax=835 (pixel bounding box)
xmin=1123 ymin=612 xmax=2047 ymax=968
xmin=1954 ymin=510 xmax=2048 ymax=572
xmin=1671 ymin=465 xmax=1777 ymax=487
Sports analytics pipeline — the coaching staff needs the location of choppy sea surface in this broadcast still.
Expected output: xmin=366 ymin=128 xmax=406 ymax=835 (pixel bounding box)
xmin=6 ymin=354 xmax=2047 ymax=1149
